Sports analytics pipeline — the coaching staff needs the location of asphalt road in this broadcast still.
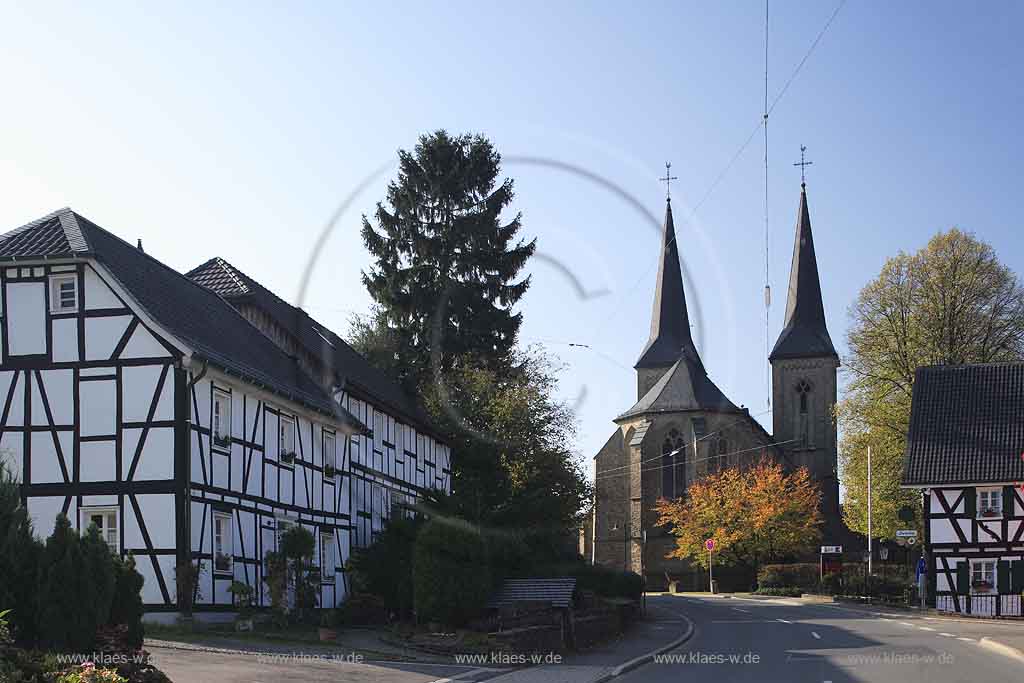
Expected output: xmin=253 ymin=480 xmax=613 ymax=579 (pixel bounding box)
xmin=620 ymin=595 xmax=1023 ymax=683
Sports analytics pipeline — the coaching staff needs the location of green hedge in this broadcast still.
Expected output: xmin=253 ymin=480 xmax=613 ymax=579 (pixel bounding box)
xmin=413 ymin=520 xmax=491 ymax=627
xmin=757 ymin=563 xmax=820 ymax=590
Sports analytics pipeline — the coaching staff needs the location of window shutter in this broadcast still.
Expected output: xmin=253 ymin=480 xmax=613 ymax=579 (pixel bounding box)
xmin=963 ymin=488 xmax=976 ymax=518
xmin=956 ymin=561 xmax=969 ymax=595
xmin=1003 ymin=486 xmax=1015 ymax=516
xmin=998 ymin=560 xmax=1011 ymax=595
xmin=1012 ymin=560 xmax=1024 ymax=594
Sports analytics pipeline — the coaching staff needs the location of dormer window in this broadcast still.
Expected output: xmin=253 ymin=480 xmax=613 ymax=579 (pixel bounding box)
xmin=50 ymin=275 xmax=78 ymax=313
xmin=978 ymin=488 xmax=1002 ymax=519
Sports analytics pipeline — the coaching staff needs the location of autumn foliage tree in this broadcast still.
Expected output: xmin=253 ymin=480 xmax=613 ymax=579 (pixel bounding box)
xmin=654 ymin=459 xmax=822 ymax=572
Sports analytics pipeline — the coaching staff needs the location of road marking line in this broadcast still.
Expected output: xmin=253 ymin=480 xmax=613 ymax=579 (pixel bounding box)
xmin=958 ymin=637 xmax=974 ymax=642
xmin=918 ymin=626 xmax=935 ymax=631
xmin=900 ymin=622 xmax=914 ymax=627
xmin=940 ymin=633 xmax=955 ymax=637
xmin=812 ymin=631 xmax=821 ymax=639
xmin=777 ymin=618 xmax=792 ymax=624
xmin=732 ymin=607 xmax=752 ymax=613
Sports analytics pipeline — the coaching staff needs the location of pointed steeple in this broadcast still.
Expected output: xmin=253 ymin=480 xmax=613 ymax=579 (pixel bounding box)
xmin=770 ymin=185 xmax=838 ymax=361
xmin=635 ymin=199 xmax=703 ymax=370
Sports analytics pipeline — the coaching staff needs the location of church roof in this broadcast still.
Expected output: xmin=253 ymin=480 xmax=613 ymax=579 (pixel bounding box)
xmin=635 ymin=200 xmax=704 ymax=370
xmin=0 ymin=209 xmax=365 ymax=429
xmin=617 ymin=354 xmax=740 ymax=421
xmin=770 ymin=186 xmax=839 ymax=361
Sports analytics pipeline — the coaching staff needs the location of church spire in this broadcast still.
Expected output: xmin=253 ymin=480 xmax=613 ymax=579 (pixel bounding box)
xmin=635 ymin=198 xmax=703 ymax=370
xmin=769 ymin=184 xmax=838 ymax=361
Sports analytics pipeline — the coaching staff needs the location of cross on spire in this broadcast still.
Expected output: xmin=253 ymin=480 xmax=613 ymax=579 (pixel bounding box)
xmin=793 ymin=145 xmax=813 ymax=187
xmin=659 ymin=162 xmax=678 ymax=201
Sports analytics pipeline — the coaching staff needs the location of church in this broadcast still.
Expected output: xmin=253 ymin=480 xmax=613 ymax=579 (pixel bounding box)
xmin=589 ymin=180 xmax=843 ymax=590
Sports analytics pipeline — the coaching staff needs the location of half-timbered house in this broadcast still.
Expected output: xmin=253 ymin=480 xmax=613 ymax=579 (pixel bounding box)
xmin=903 ymin=363 xmax=1024 ymax=616
xmin=186 ymin=258 xmax=452 ymax=551
xmin=0 ymin=208 xmax=447 ymax=620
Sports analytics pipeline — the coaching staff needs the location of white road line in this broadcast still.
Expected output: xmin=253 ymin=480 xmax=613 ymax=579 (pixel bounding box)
xmin=900 ymin=622 xmax=914 ymax=627
xmin=811 ymin=631 xmax=821 ymax=639
xmin=939 ymin=633 xmax=955 ymax=637
xmin=958 ymin=637 xmax=974 ymax=642
xmin=777 ymin=618 xmax=792 ymax=624
xmin=732 ymin=607 xmax=752 ymax=613
xmin=918 ymin=626 xmax=936 ymax=632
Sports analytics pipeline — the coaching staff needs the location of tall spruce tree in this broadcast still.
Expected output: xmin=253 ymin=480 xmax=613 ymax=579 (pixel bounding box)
xmin=360 ymin=130 xmax=535 ymax=391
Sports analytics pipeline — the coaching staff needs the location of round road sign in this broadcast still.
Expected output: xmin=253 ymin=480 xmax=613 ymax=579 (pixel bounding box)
xmin=705 ymin=539 xmax=716 ymax=551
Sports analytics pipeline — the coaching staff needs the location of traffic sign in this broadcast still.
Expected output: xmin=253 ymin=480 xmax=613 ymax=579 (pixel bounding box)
xmin=820 ymin=545 xmax=842 ymax=554
xmin=895 ymin=529 xmax=918 ymax=538
xmin=705 ymin=539 xmax=716 ymax=551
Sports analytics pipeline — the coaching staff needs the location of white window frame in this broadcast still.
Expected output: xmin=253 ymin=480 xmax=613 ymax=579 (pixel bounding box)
xmin=212 ymin=390 xmax=232 ymax=447
xmin=279 ymin=414 xmax=296 ymax=465
xmin=978 ymin=487 xmax=1003 ymax=519
xmin=320 ymin=531 xmax=336 ymax=584
xmin=371 ymin=484 xmax=385 ymax=532
xmin=82 ymin=507 xmax=118 ymax=553
xmin=970 ymin=558 xmax=996 ymax=593
xmin=323 ymin=430 xmax=337 ymax=473
xmin=213 ymin=511 xmax=234 ymax=575
xmin=49 ymin=274 xmax=78 ymax=313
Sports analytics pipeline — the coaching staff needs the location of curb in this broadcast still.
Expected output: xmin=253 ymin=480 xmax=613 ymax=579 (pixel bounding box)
xmin=978 ymin=637 xmax=1024 ymax=664
xmin=592 ymin=612 xmax=696 ymax=683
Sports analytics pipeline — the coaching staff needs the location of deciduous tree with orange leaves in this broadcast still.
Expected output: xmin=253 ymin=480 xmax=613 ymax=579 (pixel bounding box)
xmin=654 ymin=458 xmax=822 ymax=572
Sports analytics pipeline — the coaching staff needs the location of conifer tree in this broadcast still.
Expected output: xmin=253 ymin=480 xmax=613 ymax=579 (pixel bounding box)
xmin=38 ymin=514 xmax=94 ymax=651
xmin=360 ymin=130 xmax=535 ymax=391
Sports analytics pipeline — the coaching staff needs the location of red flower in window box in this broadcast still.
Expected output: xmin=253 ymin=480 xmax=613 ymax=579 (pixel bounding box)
xmin=980 ymin=508 xmax=1000 ymax=518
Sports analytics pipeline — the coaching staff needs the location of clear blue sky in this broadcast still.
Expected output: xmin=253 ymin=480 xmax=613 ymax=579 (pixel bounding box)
xmin=2 ymin=1 xmax=1021 ymax=477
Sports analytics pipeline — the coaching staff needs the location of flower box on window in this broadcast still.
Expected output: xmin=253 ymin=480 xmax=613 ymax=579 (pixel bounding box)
xmin=971 ymin=580 xmax=993 ymax=591
xmin=280 ymin=451 xmax=296 ymax=465
xmin=324 ymin=464 xmax=337 ymax=478
xmin=214 ymin=435 xmax=232 ymax=449
xmin=980 ymin=508 xmax=1000 ymax=518
xmin=215 ymin=552 xmax=233 ymax=574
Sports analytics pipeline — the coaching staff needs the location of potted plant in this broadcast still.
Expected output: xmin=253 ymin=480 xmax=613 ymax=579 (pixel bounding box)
xmin=324 ymin=463 xmax=337 ymax=478
xmin=281 ymin=451 xmax=296 ymax=465
xmin=980 ymin=508 xmax=1000 ymax=518
xmin=214 ymin=434 xmax=232 ymax=449
xmin=971 ymin=579 xmax=993 ymax=591
xmin=318 ymin=610 xmax=338 ymax=642
xmin=229 ymin=581 xmax=255 ymax=632
xmin=215 ymin=552 xmax=233 ymax=574
xmin=175 ymin=561 xmax=204 ymax=628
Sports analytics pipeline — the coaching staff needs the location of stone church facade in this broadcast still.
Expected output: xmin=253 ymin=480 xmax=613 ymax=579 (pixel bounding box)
xmin=591 ymin=183 xmax=842 ymax=590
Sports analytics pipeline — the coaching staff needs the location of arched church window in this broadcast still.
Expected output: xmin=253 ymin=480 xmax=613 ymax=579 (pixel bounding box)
xmin=796 ymin=380 xmax=813 ymax=446
xmin=717 ymin=436 xmax=728 ymax=469
xmin=662 ymin=428 xmax=686 ymax=499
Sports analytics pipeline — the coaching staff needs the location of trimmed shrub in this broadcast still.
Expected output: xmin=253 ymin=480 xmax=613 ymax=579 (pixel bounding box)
xmin=413 ymin=520 xmax=490 ymax=627
xmin=38 ymin=514 xmax=96 ymax=652
xmin=108 ymin=554 xmax=145 ymax=649
xmin=81 ymin=525 xmax=116 ymax=636
xmin=0 ymin=457 xmax=43 ymax=645
xmin=757 ymin=563 xmax=820 ymax=590
xmin=570 ymin=564 xmax=643 ymax=601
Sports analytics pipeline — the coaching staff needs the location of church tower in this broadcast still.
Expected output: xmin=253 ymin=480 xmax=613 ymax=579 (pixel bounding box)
xmin=633 ymin=198 xmax=704 ymax=399
xmin=770 ymin=183 xmax=841 ymax=519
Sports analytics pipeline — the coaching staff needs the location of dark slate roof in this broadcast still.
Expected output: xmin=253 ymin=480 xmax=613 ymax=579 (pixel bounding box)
xmin=770 ymin=187 xmax=839 ymax=361
xmin=486 ymin=578 xmax=577 ymax=609
xmin=903 ymin=363 xmax=1024 ymax=486
xmin=635 ymin=200 xmax=704 ymax=371
xmin=617 ymin=355 xmax=740 ymax=421
xmin=187 ymin=257 xmax=440 ymax=439
xmin=0 ymin=209 xmax=364 ymax=429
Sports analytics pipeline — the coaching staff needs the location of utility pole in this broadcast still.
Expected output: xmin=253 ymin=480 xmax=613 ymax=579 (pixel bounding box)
xmin=867 ymin=445 xmax=873 ymax=578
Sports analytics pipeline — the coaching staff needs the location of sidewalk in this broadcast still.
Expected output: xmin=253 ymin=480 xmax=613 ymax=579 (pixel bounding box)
xmin=484 ymin=600 xmax=694 ymax=683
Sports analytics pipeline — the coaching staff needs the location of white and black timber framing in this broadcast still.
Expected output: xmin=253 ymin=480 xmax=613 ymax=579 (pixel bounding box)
xmin=0 ymin=209 xmax=393 ymax=617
